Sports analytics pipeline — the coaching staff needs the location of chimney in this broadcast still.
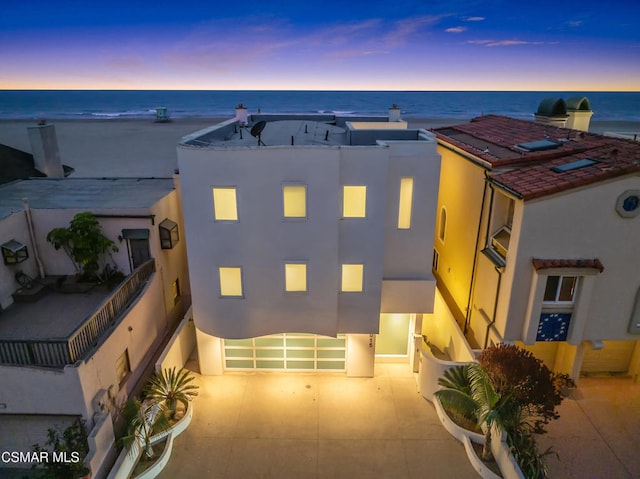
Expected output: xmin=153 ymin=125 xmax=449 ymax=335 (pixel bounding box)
xmin=235 ymin=103 xmax=248 ymax=125
xmin=565 ymin=97 xmax=593 ymax=132
xmin=27 ymin=122 xmax=64 ymax=178
xmin=388 ymin=104 xmax=401 ymax=122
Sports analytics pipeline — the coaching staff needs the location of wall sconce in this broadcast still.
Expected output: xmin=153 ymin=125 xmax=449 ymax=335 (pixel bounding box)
xmin=2 ymin=240 xmax=28 ymax=265
xmin=159 ymin=218 xmax=179 ymax=249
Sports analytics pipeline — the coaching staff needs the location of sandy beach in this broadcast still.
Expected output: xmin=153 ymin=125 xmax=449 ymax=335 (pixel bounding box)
xmin=0 ymin=117 xmax=638 ymax=178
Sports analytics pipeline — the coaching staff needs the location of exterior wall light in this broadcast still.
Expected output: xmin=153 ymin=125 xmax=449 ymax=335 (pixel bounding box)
xmin=159 ymin=219 xmax=179 ymax=249
xmin=1 ymin=240 xmax=28 ymax=265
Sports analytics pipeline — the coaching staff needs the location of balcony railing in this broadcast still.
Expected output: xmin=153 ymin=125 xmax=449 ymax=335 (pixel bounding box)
xmin=0 ymin=260 xmax=155 ymax=368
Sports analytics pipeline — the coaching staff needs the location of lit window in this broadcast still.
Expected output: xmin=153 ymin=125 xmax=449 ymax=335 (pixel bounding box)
xmin=341 ymin=264 xmax=364 ymax=292
xmin=438 ymin=207 xmax=447 ymax=243
xmin=115 ymin=349 xmax=131 ymax=386
xmin=397 ymin=178 xmax=414 ymax=229
xmin=283 ymin=185 xmax=307 ymax=218
xmin=213 ymin=187 xmax=238 ymax=221
xmin=219 ymin=267 xmax=243 ymax=297
xmin=285 ymin=263 xmax=307 ymax=292
xmin=343 ymin=186 xmax=367 ymax=218
xmin=543 ymin=276 xmax=577 ymax=303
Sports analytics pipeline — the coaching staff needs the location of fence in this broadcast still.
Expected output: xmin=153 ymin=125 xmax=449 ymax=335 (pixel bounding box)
xmin=0 ymin=260 xmax=155 ymax=367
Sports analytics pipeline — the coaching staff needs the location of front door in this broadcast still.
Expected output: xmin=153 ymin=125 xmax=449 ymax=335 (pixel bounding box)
xmin=376 ymin=313 xmax=411 ymax=356
xmin=129 ymin=238 xmax=150 ymax=268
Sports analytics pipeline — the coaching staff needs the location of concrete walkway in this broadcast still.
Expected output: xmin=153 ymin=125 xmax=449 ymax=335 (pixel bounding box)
xmin=539 ymin=376 xmax=640 ymax=479
xmin=158 ymin=363 xmax=477 ymax=479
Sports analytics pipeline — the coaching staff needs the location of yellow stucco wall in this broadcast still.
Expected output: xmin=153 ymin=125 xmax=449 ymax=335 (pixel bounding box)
xmin=433 ymin=145 xmax=487 ymax=319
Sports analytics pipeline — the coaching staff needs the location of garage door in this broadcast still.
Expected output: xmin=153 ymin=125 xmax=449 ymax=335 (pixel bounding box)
xmin=581 ymin=340 xmax=636 ymax=374
xmin=223 ymin=333 xmax=346 ymax=371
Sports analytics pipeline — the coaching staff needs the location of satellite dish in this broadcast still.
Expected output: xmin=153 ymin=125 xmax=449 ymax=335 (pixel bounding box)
xmin=250 ymin=121 xmax=267 ymax=146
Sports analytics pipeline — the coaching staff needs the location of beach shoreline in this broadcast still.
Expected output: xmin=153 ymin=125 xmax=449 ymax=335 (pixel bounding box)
xmin=1 ymin=117 xmax=638 ymax=178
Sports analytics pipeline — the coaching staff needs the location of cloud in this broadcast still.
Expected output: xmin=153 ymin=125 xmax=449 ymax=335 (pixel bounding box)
xmin=446 ymin=26 xmax=467 ymax=33
xmin=566 ymin=20 xmax=583 ymax=27
xmin=464 ymin=16 xmax=485 ymax=22
xmin=468 ymin=39 xmax=552 ymax=47
xmin=384 ymin=15 xmax=447 ymax=47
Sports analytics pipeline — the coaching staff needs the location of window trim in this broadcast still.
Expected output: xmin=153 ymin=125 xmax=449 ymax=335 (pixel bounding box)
xmin=282 ymin=183 xmax=308 ymax=220
xmin=212 ymin=186 xmax=239 ymax=222
xmin=341 ymin=185 xmax=367 ymax=219
xmin=218 ymin=266 xmax=244 ymax=298
xmin=340 ymin=263 xmax=364 ymax=293
xmin=284 ymin=262 xmax=308 ymax=293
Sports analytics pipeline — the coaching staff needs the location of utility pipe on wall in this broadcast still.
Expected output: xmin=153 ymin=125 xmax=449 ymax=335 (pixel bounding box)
xmin=23 ymin=198 xmax=45 ymax=279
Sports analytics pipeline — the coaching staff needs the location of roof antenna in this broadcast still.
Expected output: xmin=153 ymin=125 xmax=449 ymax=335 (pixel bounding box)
xmin=250 ymin=121 xmax=267 ymax=146
xmin=324 ymin=130 xmax=329 ymax=141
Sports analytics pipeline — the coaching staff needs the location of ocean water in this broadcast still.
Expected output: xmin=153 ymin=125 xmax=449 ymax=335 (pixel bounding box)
xmin=0 ymin=90 xmax=639 ymax=122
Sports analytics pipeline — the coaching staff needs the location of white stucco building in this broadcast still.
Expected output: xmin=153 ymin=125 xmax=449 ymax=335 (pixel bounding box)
xmin=0 ymin=176 xmax=189 ymax=477
xmin=177 ymin=109 xmax=441 ymax=377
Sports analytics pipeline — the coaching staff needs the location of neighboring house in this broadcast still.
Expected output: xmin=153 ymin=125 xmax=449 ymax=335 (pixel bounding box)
xmin=432 ymin=111 xmax=640 ymax=381
xmin=0 ymin=177 xmax=189 ymax=477
xmin=0 ymin=122 xmax=74 ymax=185
xmin=177 ymin=107 xmax=441 ymax=377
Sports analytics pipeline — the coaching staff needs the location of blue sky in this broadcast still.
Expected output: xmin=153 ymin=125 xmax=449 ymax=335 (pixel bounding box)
xmin=1 ymin=0 xmax=638 ymax=90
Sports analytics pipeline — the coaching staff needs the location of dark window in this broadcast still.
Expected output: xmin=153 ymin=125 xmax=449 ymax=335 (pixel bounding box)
xmin=543 ymin=276 xmax=577 ymax=303
xmin=115 ymin=349 xmax=131 ymax=386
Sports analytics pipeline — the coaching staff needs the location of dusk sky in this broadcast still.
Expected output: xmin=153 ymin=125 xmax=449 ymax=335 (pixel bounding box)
xmin=1 ymin=0 xmax=639 ymax=91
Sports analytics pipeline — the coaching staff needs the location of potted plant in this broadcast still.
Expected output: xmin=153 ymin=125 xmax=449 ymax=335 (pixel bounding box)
xmin=46 ymin=211 xmax=118 ymax=283
xmin=553 ymin=373 xmax=576 ymax=398
xmin=144 ymin=367 xmax=199 ymax=421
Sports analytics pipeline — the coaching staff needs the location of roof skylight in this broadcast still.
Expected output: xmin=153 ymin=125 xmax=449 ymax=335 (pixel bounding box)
xmin=551 ymin=158 xmax=599 ymax=173
xmin=516 ymin=140 xmax=561 ymax=152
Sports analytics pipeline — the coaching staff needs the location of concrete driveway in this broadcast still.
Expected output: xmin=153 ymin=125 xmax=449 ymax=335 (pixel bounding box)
xmin=158 ymin=364 xmax=640 ymax=479
xmin=157 ymin=363 xmax=477 ymax=479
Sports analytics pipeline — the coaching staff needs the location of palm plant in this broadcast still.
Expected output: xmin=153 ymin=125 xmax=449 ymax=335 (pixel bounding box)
xmin=119 ymin=398 xmax=170 ymax=458
xmin=144 ymin=367 xmax=199 ymax=420
xmin=435 ymin=363 xmax=518 ymax=460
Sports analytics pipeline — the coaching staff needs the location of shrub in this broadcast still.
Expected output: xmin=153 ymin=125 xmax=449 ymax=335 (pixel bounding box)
xmin=477 ymin=344 xmax=562 ymax=434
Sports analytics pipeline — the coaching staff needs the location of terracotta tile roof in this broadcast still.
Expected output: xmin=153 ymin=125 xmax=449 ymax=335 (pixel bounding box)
xmin=433 ymin=115 xmax=640 ymax=200
xmin=532 ymin=258 xmax=604 ymax=273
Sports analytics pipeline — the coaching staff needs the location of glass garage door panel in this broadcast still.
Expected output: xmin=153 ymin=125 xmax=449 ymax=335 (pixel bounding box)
xmin=223 ymin=333 xmax=346 ymax=371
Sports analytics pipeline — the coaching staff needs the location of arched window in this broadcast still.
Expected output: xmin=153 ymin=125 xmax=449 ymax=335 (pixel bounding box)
xmin=439 ymin=207 xmax=447 ymax=243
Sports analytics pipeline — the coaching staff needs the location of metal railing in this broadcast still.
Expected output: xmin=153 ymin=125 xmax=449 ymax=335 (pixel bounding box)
xmin=0 ymin=260 xmax=155 ymax=368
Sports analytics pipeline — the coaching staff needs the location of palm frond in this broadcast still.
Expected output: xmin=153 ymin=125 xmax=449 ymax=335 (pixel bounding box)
xmin=437 ymin=365 xmax=472 ymax=395
xmin=434 ymin=388 xmax=478 ymax=418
